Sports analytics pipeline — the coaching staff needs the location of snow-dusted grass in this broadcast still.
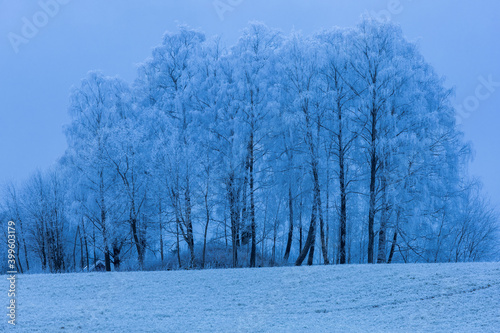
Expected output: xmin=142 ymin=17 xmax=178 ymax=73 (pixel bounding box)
xmin=4 ymin=262 xmax=500 ymax=332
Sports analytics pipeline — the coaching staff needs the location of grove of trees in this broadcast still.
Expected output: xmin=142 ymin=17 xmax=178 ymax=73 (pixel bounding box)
xmin=2 ymin=19 xmax=498 ymax=273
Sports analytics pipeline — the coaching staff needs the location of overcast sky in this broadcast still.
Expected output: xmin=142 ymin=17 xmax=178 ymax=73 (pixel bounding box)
xmin=1 ymin=0 xmax=499 ymax=207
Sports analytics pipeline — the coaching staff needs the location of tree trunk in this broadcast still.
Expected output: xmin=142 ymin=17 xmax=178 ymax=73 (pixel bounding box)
xmin=112 ymin=240 xmax=122 ymax=271
xmin=100 ymin=170 xmax=111 ymax=272
xmin=338 ymin=106 xmax=347 ymax=264
xmin=284 ymin=186 xmax=294 ymax=261
xmin=325 ymin=164 xmax=330 ymax=262
xmin=249 ymin=131 xmax=256 ymax=268
xmin=104 ymin=248 xmax=111 ymax=272
xmin=73 ymin=226 xmax=80 ymax=271
xmin=15 ymin=255 xmax=23 ymax=274
xmin=224 ymin=202 xmax=228 ymax=248
xmin=296 ymin=109 xmax=320 ymax=266
xmin=318 ymin=197 xmax=330 ymax=265
xmin=296 ymin=194 xmax=317 ymax=266
xmin=159 ymin=200 xmax=164 ymax=263
xmin=92 ymin=223 xmax=96 ymax=267
xmin=307 ymin=215 xmax=316 ymax=266
xmin=82 ymin=220 xmax=89 ymax=271
xmin=299 ymin=192 xmax=303 ymax=254
xmin=387 ymin=230 xmax=398 ymax=264
xmin=185 ymin=179 xmax=195 ymax=268
xmin=16 ymin=216 xmax=30 ymax=271
xmin=176 ymin=220 xmax=182 ymax=268
xmin=271 ymin=220 xmax=277 ymax=267
xmin=202 ymin=191 xmax=210 ymax=269
xmin=40 ymin=220 xmax=47 ymax=271
xmin=15 ymin=237 xmax=23 ymax=274
xmin=80 ymin=228 xmax=84 ymax=270
xmin=377 ymin=174 xmax=388 ymax=263
xmin=23 ymin=235 xmax=30 ymax=271
xmin=367 ymin=110 xmax=377 ymax=264
xmin=229 ymin=172 xmax=239 ymax=268
xmin=131 ymin=216 xmax=144 ymax=268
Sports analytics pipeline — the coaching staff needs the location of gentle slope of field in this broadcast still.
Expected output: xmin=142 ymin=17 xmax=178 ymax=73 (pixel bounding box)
xmin=3 ymin=262 xmax=500 ymax=332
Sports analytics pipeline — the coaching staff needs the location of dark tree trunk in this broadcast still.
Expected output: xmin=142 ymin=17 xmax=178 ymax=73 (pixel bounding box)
xmin=284 ymin=186 xmax=294 ymax=261
xmin=104 ymin=247 xmax=111 ymax=272
xmin=271 ymin=219 xmax=277 ymax=267
xmin=92 ymin=224 xmax=97 ymax=267
xmin=307 ymin=214 xmax=316 ymax=266
xmin=367 ymin=106 xmax=377 ymax=264
xmin=112 ymin=240 xmax=122 ymax=271
xmin=41 ymin=222 xmax=47 ymax=271
xmin=16 ymin=217 xmax=30 ymax=271
xmin=73 ymin=226 xmax=80 ymax=271
xmin=131 ymin=217 xmax=144 ymax=268
xmin=159 ymin=200 xmax=164 ymax=263
xmin=224 ymin=202 xmax=228 ymax=248
xmin=100 ymin=170 xmax=111 ymax=272
xmin=296 ymin=165 xmax=322 ymax=267
xmin=249 ymin=131 xmax=256 ymax=268
xmin=338 ymin=107 xmax=347 ymax=264
xmin=296 ymin=109 xmax=320 ymax=266
xmin=296 ymin=203 xmax=316 ymax=266
xmin=229 ymin=173 xmax=239 ymax=268
xmin=202 ymin=191 xmax=210 ymax=269
xmin=80 ymin=229 xmax=84 ymax=270
xmin=185 ymin=179 xmax=195 ymax=268
xmin=83 ymin=220 xmax=89 ymax=270
xmin=387 ymin=230 xmax=398 ymax=264
xmin=339 ymin=177 xmax=347 ymax=265
xmin=299 ymin=197 xmax=303 ymax=254
xmin=23 ymin=236 xmax=30 ymax=271
xmin=325 ymin=165 xmax=330 ymax=262
xmin=377 ymin=175 xmax=388 ymax=263
xmin=15 ymin=237 xmax=23 ymax=274
xmin=319 ymin=197 xmax=329 ymax=265
xmin=176 ymin=220 xmax=182 ymax=268
xmin=15 ymin=255 xmax=22 ymax=274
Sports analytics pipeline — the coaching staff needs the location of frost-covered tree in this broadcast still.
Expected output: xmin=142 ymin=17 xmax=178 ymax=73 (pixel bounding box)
xmin=279 ymin=32 xmax=329 ymax=265
xmin=231 ymin=22 xmax=283 ymax=267
xmin=19 ymin=169 xmax=69 ymax=272
xmin=2 ymin=183 xmax=30 ymax=272
xmin=316 ymin=27 xmax=361 ymax=264
xmin=106 ymin=91 xmax=149 ymax=269
xmin=136 ymin=27 xmax=206 ymax=267
xmin=65 ymin=71 xmax=128 ymax=271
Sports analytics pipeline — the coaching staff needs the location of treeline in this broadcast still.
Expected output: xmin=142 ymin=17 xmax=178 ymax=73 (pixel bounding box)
xmin=2 ymin=19 xmax=498 ymax=273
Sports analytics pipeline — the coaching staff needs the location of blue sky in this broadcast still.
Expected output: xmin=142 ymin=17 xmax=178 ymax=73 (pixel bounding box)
xmin=1 ymin=0 xmax=499 ymax=207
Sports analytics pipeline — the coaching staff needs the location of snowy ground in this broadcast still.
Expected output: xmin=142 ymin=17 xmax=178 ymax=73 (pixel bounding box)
xmin=3 ymin=262 xmax=499 ymax=332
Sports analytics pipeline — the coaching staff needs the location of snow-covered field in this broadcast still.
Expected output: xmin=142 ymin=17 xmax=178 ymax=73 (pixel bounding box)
xmin=4 ymin=262 xmax=500 ymax=332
